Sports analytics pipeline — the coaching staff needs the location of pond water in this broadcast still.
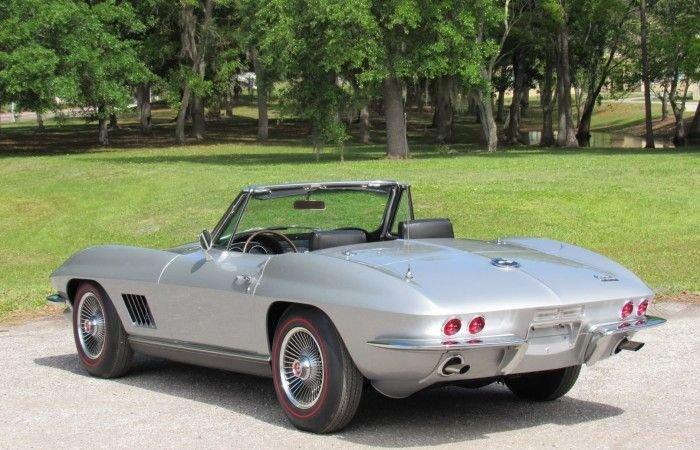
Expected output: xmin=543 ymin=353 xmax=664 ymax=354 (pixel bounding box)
xmin=521 ymin=131 xmax=676 ymax=148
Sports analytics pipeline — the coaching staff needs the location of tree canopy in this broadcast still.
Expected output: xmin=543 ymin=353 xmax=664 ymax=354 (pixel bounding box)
xmin=0 ymin=0 xmax=697 ymax=151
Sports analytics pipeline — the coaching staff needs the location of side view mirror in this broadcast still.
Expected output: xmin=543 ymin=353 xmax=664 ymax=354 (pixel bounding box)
xmin=199 ymin=229 xmax=213 ymax=252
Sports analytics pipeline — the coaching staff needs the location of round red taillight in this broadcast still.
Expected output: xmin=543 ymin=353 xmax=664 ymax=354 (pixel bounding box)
xmin=620 ymin=301 xmax=634 ymax=319
xmin=637 ymin=299 xmax=649 ymax=316
xmin=468 ymin=316 xmax=485 ymax=334
xmin=442 ymin=318 xmax=462 ymax=336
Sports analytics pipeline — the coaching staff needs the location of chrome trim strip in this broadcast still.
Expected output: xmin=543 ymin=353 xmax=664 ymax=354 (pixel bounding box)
xmin=128 ymin=336 xmax=271 ymax=363
xmin=157 ymin=254 xmax=180 ymax=284
xmin=244 ymin=180 xmax=400 ymax=192
xmin=589 ymin=315 xmax=666 ymax=336
xmin=367 ymin=334 xmax=526 ymax=351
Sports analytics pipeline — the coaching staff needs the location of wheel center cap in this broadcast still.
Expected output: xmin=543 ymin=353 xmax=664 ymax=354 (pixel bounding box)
xmin=291 ymin=358 xmax=311 ymax=380
xmin=83 ymin=319 xmax=93 ymax=334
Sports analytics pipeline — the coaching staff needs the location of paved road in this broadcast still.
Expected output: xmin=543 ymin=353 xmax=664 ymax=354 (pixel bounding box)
xmin=1 ymin=302 xmax=698 ymax=449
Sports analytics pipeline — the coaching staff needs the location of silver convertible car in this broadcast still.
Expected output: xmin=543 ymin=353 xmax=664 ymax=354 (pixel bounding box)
xmin=49 ymin=180 xmax=665 ymax=433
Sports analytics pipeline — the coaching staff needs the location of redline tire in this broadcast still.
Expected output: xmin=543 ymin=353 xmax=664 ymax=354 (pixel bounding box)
xmin=271 ymin=307 xmax=363 ymax=433
xmin=505 ymin=365 xmax=581 ymax=401
xmin=72 ymin=282 xmax=133 ymax=378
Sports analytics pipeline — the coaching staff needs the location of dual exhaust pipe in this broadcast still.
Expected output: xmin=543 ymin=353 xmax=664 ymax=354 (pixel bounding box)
xmin=439 ymin=356 xmax=470 ymax=376
xmin=615 ymin=338 xmax=645 ymax=354
xmin=439 ymin=338 xmax=643 ymax=376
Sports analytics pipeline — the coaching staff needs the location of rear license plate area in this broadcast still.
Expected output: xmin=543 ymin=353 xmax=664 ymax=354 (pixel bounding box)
xmin=526 ymin=323 xmax=580 ymax=355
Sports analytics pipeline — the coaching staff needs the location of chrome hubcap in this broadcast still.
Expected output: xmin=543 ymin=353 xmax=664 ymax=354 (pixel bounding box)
xmin=279 ymin=327 xmax=324 ymax=409
xmin=77 ymin=292 xmax=106 ymax=359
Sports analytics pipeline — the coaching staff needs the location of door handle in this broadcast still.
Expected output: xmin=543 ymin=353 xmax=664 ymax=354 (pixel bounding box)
xmin=235 ymin=274 xmax=256 ymax=286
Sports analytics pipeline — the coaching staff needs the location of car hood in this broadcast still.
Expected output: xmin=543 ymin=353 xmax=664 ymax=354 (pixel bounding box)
xmin=318 ymin=238 xmax=651 ymax=311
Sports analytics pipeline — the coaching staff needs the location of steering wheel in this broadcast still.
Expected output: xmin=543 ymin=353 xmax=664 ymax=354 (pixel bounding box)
xmin=243 ymin=230 xmax=299 ymax=254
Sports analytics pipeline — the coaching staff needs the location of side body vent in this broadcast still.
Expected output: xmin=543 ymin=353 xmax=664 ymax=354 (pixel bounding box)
xmin=121 ymin=294 xmax=156 ymax=328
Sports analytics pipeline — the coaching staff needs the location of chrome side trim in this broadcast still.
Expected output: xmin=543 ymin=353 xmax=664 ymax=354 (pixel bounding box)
xmin=367 ymin=334 xmax=526 ymax=351
xmin=157 ymin=254 xmax=180 ymax=284
xmin=589 ymin=315 xmax=666 ymax=336
xmin=128 ymin=336 xmax=272 ymax=377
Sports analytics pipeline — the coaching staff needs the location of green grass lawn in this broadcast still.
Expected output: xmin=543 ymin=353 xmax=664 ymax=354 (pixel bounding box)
xmin=0 ymin=141 xmax=698 ymax=321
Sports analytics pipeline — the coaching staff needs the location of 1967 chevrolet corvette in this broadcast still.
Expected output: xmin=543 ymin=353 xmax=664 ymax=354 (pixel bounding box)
xmin=49 ymin=180 xmax=665 ymax=433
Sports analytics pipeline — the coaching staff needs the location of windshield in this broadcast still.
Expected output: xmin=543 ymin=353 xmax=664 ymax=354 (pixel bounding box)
xmin=236 ymin=188 xmax=391 ymax=235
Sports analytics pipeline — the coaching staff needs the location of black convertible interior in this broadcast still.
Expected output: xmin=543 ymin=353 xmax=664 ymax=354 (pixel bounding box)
xmin=227 ymin=219 xmax=454 ymax=254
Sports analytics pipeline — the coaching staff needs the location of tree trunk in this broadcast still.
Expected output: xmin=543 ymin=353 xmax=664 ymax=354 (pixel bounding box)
xmin=421 ymin=78 xmax=430 ymax=113
xmin=98 ymin=105 xmax=109 ymax=146
xmin=521 ymin=77 xmax=530 ymax=115
xmin=472 ymin=74 xmax=498 ymax=152
xmin=36 ymin=112 xmax=45 ymax=130
xmin=109 ymin=113 xmax=118 ymax=129
xmin=177 ymin=4 xmax=196 ymax=144
xmin=506 ymin=51 xmax=527 ymax=144
xmin=383 ymin=75 xmax=409 ymax=158
xmin=188 ymin=0 xmax=211 ymax=141
xmin=639 ymin=0 xmax=655 ymax=148
xmin=225 ymin=94 xmax=233 ymax=118
xmin=671 ymin=106 xmax=686 ymax=145
xmin=256 ymin=85 xmax=269 ymax=141
xmin=495 ymin=86 xmax=506 ymax=123
xmin=689 ymin=102 xmax=700 ymax=140
xmin=555 ymin=19 xmax=578 ymax=147
xmin=359 ymin=105 xmax=371 ymax=144
xmin=176 ymin=86 xmax=191 ymax=145
xmin=136 ymin=83 xmax=152 ymax=134
xmin=576 ymin=72 xmax=606 ymax=146
xmin=540 ymin=53 xmax=555 ymax=147
xmin=192 ymin=95 xmax=205 ymax=140
xmin=210 ymin=99 xmax=221 ymax=119
xmin=661 ymin=87 xmax=668 ymax=120
xmin=250 ymin=48 xmax=269 ymax=141
xmin=669 ymin=75 xmax=689 ymax=146
xmin=434 ymin=76 xmax=455 ymax=144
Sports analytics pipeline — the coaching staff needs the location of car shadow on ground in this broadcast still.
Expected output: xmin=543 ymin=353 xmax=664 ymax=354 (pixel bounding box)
xmin=35 ymin=353 xmax=623 ymax=446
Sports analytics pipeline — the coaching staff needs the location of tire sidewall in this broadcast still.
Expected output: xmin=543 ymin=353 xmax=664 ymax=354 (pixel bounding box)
xmin=271 ymin=308 xmax=347 ymax=432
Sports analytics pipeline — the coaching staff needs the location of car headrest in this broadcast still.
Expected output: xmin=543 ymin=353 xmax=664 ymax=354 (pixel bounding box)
xmin=309 ymin=230 xmax=367 ymax=251
xmin=399 ymin=219 xmax=454 ymax=239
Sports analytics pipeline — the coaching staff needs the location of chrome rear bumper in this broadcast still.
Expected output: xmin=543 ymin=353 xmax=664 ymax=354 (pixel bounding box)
xmin=367 ymin=334 xmax=525 ymax=351
xmin=366 ymin=315 xmax=666 ymax=397
xmin=366 ymin=315 xmax=666 ymax=352
xmin=589 ymin=315 xmax=666 ymax=336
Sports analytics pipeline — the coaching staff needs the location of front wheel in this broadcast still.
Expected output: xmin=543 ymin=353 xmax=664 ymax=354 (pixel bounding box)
xmin=505 ymin=365 xmax=581 ymax=401
xmin=72 ymin=282 xmax=133 ymax=378
xmin=271 ymin=307 xmax=363 ymax=433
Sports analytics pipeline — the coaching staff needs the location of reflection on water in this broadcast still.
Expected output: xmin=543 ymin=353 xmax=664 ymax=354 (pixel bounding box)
xmin=522 ymin=131 xmax=676 ymax=148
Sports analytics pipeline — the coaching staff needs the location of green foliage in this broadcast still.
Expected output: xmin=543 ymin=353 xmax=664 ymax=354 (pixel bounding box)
xmin=0 ymin=0 xmax=63 ymax=112
xmin=648 ymin=0 xmax=700 ymax=83
xmin=0 ymin=0 xmax=151 ymax=120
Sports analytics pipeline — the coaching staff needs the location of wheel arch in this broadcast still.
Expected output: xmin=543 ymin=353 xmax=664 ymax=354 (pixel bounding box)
xmin=265 ymin=301 xmax=338 ymax=353
xmin=66 ymin=278 xmax=101 ymax=305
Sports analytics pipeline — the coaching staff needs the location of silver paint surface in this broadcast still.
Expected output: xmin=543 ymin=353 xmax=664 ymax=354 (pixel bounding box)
xmin=50 ymin=183 xmax=663 ymax=398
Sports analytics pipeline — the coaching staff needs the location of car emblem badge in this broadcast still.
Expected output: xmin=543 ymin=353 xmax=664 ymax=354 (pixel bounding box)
xmin=594 ymin=273 xmax=619 ymax=282
xmin=292 ymin=360 xmax=302 ymax=378
xmin=491 ymin=257 xmax=520 ymax=269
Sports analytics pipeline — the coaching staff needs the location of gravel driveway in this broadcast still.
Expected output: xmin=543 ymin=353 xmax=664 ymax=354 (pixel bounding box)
xmin=1 ymin=302 xmax=698 ymax=449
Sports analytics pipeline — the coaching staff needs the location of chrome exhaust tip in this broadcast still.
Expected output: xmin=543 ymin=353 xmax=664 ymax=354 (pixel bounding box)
xmin=615 ymin=338 xmax=645 ymax=354
xmin=439 ymin=355 xmax=470 ymax=376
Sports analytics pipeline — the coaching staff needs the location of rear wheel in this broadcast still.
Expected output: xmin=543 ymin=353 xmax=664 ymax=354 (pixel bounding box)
xmin=505 ymin=365 xmax=581 ymax=401
xmin=271 ymin=307 xmax=363 ymax=433
xmin=72 ymin=282 xmax=132 ymax=378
